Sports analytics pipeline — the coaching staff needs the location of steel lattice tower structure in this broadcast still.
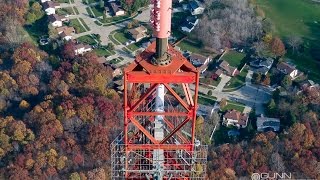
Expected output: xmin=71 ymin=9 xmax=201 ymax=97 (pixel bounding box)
xmin=111 ymin=0 xmax=208 ymax=179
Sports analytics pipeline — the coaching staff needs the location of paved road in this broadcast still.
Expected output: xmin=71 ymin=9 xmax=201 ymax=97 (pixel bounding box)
xmin=67 ymin=0 xmax=151 ymax=66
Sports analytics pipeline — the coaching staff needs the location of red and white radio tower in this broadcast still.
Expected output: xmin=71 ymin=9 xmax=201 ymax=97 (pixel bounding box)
xmin=111 ymin=0 xmax=208 ymax=179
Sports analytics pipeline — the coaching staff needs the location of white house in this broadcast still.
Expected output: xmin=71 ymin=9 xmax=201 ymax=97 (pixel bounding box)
xmin=189 ymin=1 xmax=205 ymax=15
xmin=41 ymin=0 xmax=51 ymax=3
xmin=189 ymin=53 xmax=211 ymax=73
xmin=223 ymin=109 xmax=248 ymax=129
xmin=276 ymin=62 xmax=298 ymax=79
xmin=257 ymin=115 xmax=280 ymax=132
xmin=43 ymin=1 xmax=60 ymax=15
xmin=48 ymin=14 xmax=63 ymax=27
xmin=108 ymin=2 xmax=125 ymax=16
xmin=181 ymin=16 xmax=199 ymax=33
xmin=74 ymin=44 xmax=92 ymax=55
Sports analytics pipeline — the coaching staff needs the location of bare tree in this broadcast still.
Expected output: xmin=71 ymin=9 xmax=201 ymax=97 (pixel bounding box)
xmin=286 ymin=36 xmax=303 ymax=54
xmin=195 ymin=0 xmax=262 ymax=50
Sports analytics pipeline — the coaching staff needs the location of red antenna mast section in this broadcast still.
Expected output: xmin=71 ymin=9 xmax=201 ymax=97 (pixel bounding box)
xmin=111 ymin=0 xmax=208 ymax=179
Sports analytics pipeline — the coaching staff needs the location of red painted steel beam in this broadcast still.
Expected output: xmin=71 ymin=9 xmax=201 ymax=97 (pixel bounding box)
xmin=183 ymin=83 xmax=194 ymax=106
xmin=130 ymin=112 xmax=188 ymax=116
xmin=127 ymin=72 xmax=196 ymax=83
xmin=129 ymin=117 xmax=159 ymax=144
xmin=129 ymin=83 xmax=158 ymax=112
xmin=160 ymin=117 xmax=190 ymax=144
xmin=163 ymin=117 xmax=190 ymax=144
xmin=163 ymin=83 xmax=190 ymax=112
xmin=127 ymin=144 xmax=192 ymax=151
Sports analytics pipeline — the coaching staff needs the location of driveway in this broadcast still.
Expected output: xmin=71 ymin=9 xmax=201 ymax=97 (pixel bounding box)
xmin=68 ymin=0 xmax=151 ymax=66
xmin=215 ymin=74 xmax=231 ymax=92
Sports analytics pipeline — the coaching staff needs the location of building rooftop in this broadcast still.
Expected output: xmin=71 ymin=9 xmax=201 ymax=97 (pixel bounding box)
xmin=224 ymin=109 xmax=248 ymax=125
xmin=190 ymin=53 xmax=208 ymax=64
xmin=43 ymin=1 xmax=59 ymax=9
xmin=48 ymin=14 xmax=62 ymax=22
xmin=277 ymin=62 xmax=296 ymax=74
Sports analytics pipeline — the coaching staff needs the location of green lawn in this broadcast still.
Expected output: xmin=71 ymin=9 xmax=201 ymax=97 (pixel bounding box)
xmin=79 ymin=18 xmax=90 ymax=31
xmin=69 ymin=19 xmax=86 ymax=33
xmin=109 ymin=32 xmax=121 ymax=45
xmin=224 ymin=68 xmax=248 ymax=90
xmin=256 ymin=0 xmax=320 ymax=82
xmin=222 ymin=50 xmax=246 ymax=68
xmin=73 ymin=7 xmax=79 ymax=15
xmin=57 ymin=7 xmax=75 ymax=15
xmin=77 ymin=35 xmax=97 ymax=45
xmin=177 ymin=39 xmax=216 ymax=57
xmin=109 ymin=58 xmax=122 ymax=64
xmin=101 ymin=15 xmax=130 ymax=24
xmin=93 ymin=48 xmax=112 ymax=57
xmin=198 ymin=95 xmax=216 ymax=106
xmin=86 ymin=7 xmax=94 ymax=17
xmin=88 ymin=0 xmax=98 ymax=4
xmin=221 ymin=102 xmax=245 ymax=112
xmin=91 ymin=5 xmax=104 ymax=17
xmin=114 ymin=31 xmax=130 ymax=45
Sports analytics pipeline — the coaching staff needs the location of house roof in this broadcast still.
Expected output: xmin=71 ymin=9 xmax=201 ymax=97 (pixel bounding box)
xmin=219 ymin=60 xmax=238 ymax=75
xmin=213 ymin=69 xmax=223 ymax=76
xmin=108 ymin=2 xmax=123 ymax=14
xmin=48 ymin=14 xmax=62 ymax=22
xmin=189 ymin=1 xmax=200 ymax=10
xmin=56 ymin=26 xmax=75 ymax=33
xmin=182 ymin=22 xmax=195 ymax=30
xmin=187 ymin=16 xmax=198 ymax=23
xmin=224 ymin=109 xmax=248 ymax=125
xmin=277 ymin=62 xmax=296 ymax=74
xmin=128 ymin=26 xmax=147 ymax=40
xmin=74 ymin=43 xmax=91 ymax=50
xmin=96 ymin=57 xmax=106 ymax=64
xmin=43 ymin=1 xmax=58 ymax=9
xmin=190 ymin=53 xmax=208 ymax=64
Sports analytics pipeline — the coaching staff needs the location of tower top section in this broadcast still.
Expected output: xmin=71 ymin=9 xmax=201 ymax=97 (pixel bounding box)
xmin=150 ymin=0 xmax=172 ymax=39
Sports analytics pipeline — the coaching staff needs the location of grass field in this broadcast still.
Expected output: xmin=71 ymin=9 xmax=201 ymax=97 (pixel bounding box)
xmin=256 ymin=0 xmax=320 ymax=82
xmin=222 ymin=50 xmax=246 ymax=68
xmin=77 ymin=35 xmax=97 ymax=45
xmin=221 ymin=101 xmax=245 ymax=112
xmin=93 ymin=48 xmax=113 ymax=57
xmin=101 ymin=15 xmax=130 ymax=24
xmin=79 ymin=18 xmax=90 ymax=31
xmin=198 ymin=95 xmax=216 ymax=106
xmin=224 ymin=68 xmax=248 ymax=89
xmin=177 ymin=40 xmax=215 ymax=56
xmin=57 ymin=7 xmax=74 ymax=15
xmin=114 ymin=31 xmax=130 ymax=45
xmin=69 ymin=19 xmax=86 ymax=33
xmin=91 ymin=5 xmax=104 ymax=17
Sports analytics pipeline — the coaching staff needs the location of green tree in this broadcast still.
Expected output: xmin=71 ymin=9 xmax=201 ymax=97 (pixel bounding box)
xmin=25 ymin=13 xmax=37 ymax=25
xmin=48 ymin=25 xmax=58 ymax=39
xmin=207 ymin=90 xmax=213 ymax=96
xmin=281 ymin=75 xmax=292 ymax=89
xmin=99 ymin=0 xmax=105 ymax=9
xmin=266 ymin=99 xmax=276 ymax=116
xmin=107 ymin=43 xmax=115 ymax=51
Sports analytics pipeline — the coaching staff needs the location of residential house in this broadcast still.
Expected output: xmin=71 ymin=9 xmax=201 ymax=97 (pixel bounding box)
xmin=48 ymin=14 xmax=63 ymax=27
xmin=277 ymin=62 xmax=298 ymax=79
xmin=218 ymin=60 xmax=238 ymax=76
xmin=114 ymin=79 xmax=124 ymax=91
xmin=57 ymin=26 xmax=75 ymax=41
xmin=189 ymin=1 xmax=205 ymax=15
xmin=181 ymin=16 xmax=199 ymax=33
xmin=223 ymin=109 xmax=248 ymax=129
xmin=197 ymin=104 xmax=216 ymax=118
xmin=41 ymin=0 xmax=51 ymax=3
xmin=96 ymin=57 xmax=106 ymax=64
xmin=211 ymin=69 xmax=223 ymax=80
xmin=43 ymin=1 xmax=60 ymax=15
xmin=74 ymin=44 xmax=92 ymax=55
xmin=128 ymin=26 xmax=148 ymax=42
xmin=189 ymin=53 xmax=211 ymax=73
xmin=107 ymin=2 xmax=125 ymax=16
xmin=256 ymin=114 xmax=280 ymax=132
xmin=249 ymin=57 xmax=274 ymax=75
xmin=112 ymin=68 xmax=123 ymax=77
